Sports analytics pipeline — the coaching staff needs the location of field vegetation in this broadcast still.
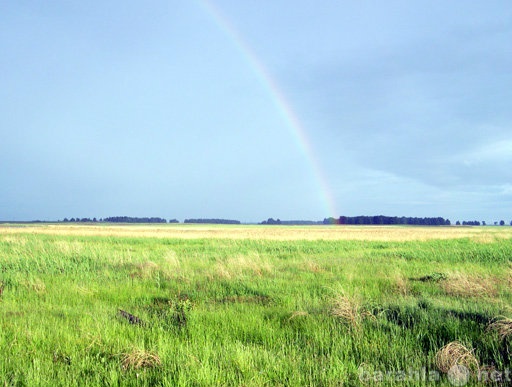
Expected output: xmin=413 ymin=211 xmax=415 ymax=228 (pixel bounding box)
xmin=1 ymin=224 xmax=512 ymax=386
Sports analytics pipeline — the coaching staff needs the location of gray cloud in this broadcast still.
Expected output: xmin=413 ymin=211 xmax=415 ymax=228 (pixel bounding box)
xmin=286 ymin=5 xmax=512 ymax=195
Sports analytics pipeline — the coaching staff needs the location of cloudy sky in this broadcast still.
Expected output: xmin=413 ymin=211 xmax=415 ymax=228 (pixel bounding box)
xmin=1 ymin=1 xmax=511 ymax=223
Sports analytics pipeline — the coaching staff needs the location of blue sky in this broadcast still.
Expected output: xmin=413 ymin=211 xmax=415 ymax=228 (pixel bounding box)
xmin=1 ymin=1 xmax=511 ymax=223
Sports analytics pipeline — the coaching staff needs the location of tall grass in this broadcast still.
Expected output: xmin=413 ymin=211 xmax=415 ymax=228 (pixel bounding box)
xmin=1 ymin=226 xmax=511 ymax=385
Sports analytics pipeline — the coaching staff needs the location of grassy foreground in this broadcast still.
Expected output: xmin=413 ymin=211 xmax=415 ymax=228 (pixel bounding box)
xmin=1 ymin=224 xmax=512 ymax=386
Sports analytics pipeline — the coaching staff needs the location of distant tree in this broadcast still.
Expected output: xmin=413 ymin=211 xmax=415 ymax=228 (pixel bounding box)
xmin=456 ymin=221 xmax=461 ymax=226
xmin=500 ymin=220 xmax=505 ymax=226
xmin=323 ymin=217 xmax=339 ymax=225
xmin=262 ymin=218 xmax=283 ymax=225
xmin=103 ymin=216 xmax=167 ymax=223
xmin=482 ymin=221 xmax=486 ymax=226
xmin=93 ymin=217 xmax=97 ymax=222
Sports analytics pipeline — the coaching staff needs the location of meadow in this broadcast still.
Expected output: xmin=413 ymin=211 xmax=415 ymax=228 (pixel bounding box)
xmin=1 ymin=224 xmax=512 ymax=386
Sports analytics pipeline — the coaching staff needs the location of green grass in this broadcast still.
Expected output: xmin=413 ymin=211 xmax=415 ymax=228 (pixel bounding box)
xmin=1 ymin=228 xmax=512 ymax=386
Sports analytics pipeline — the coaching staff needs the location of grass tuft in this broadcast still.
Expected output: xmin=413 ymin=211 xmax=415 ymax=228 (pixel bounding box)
xmin=331 ymin=294 xmax=373 ymax=328
xmin=392 ymin=275 xmax=410 ymax=296
xmin=440 ymin=272 xmax=497 ymax=298
xmin=288 ymin=311 xmax=309 ymax=320
xmin=130 ymin=261 xmax=159 ymax=279
xmin=435 ymin=341 xmax=479 ymax=374
xmin=21 ymin=277 xmax=46 ymax=294
xmin=488 ymin=317 xmax=512 ymax=340
xmin=121 ymin=349 xmax=161 ymax=371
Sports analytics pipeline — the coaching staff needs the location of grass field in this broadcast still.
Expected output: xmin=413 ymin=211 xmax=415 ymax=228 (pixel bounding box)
xmin=1 ymin=224 xmax=512 ymax=386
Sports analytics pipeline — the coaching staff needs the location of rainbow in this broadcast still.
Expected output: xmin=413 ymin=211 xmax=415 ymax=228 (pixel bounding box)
xmin=198 ymin=0 xmax=338 ymax=217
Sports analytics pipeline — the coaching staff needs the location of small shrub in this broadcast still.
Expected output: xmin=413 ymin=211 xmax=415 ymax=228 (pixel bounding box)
xmin=418 ymin=272 xmax=447 ymax=282
xmin=172 ymin=299 xmax=192 ymax=328
xmin=146 ymin=297 xmax=192 ymax=329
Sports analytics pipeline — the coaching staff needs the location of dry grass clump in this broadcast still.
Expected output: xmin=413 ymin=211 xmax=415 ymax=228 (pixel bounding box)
xmin=332 ymin=295 xmax=359 ymax=326
xmin=162 ymin=250 xmax=180 ymax=268
xmin=488 ymin=317 xmax=512 ymax=340
xmin=159 ymin=250 xmax=182 ymax=279
xmin=121 ymin=349 xmax=161 ymax=370
xmin=392 ymin=275 xmax=410 ymax=296
xmin=0 ymin=235 xmax=28 ymax=245
xmin=435 ymin=341 xmax=479 ymax=374
xmin=215 ymin=253 xmax=273 ymax=279
xmin=52 ymin=240 xmax=84 ymax=255
xmin=440 ymin=272 xmax=497 ymax=298
xmin=303 ymin=259 xmax=323 ymax=273
xmin=288 ymin=311 xmax=309 ymax=321
xmin=130 ymin=261 xmax=159 ymax=279
xmin=21 ymin=277 xmax=46 ymax=294
xmin=331 ymin=294 xmax=372 ymax=328
xmin=214 ymin=265 xmax=233 ymax=280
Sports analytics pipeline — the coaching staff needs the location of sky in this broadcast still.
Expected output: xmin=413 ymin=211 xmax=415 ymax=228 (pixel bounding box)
xmin=1 ymin=1 xmax=511 ymax=223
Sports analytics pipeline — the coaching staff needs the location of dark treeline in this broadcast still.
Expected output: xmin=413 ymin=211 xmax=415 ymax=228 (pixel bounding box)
xmin=262 ymin=216 xmax=451 ymax=226
xmin=333 ymin=216 xmax=450 ymax=225
xmin=61 ymin=216 xmax=176 ymax=223
xmin=184 ymin=219 xmax=241 ymax=225
xmin=103 ymin=216 xmax=169 ymax=224
xmin=62 ymin=218 xmax=98 ymax=223
xmin=18 ymin=215 xmax=512 ymax=226
xmin=456 ymin=220 xmax=481 ymax=226
xmin=260 ymin=218 xmax=323 ymax=225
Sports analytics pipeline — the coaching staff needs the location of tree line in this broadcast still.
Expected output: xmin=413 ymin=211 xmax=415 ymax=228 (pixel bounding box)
xmin=61 ymin=216 xmax=177 ymax=223
xmin=334 ymin=216 xmax=451 ymax=226
xmin=184 ymin=219 xmax=241 ymax=225
xmin=260 ymin=219 xmax=322 ymax=225
xmin=261 ymin=216 xmax=450 ymax=225
xmin=35 ymin=215 xmax=512 ymax=226
xmin=262 ymin=216 xmax=512 ymax=226
xmin=59 ymin=217 xmax=240 ymax=224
